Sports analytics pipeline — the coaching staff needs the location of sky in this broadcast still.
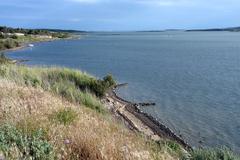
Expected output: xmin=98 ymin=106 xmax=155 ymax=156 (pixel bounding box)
xmin=0 ymin=0 xmax=240 ymax=31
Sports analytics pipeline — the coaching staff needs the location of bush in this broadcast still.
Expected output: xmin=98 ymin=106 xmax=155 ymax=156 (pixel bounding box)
xmin=51 ymin=108 xmax=78 ymax=125
xmin=190 ymin=147 xmax=240 ymax=160
xmin=0 ymin=124 xmax=54 ymax=160
xmin=0 ymin=39 xmax=20 ymax=50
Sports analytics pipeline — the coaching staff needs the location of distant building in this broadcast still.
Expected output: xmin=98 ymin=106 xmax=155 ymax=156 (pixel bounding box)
xmin=1 ymin=32 xmax=25 ymax=37
xmin=36 ymin=35 xmax=52 ymax=39
xmin=6 ymin=33 xmax=13 ymax=36
xmin=14 ymin=33 xmax=25 ymax=36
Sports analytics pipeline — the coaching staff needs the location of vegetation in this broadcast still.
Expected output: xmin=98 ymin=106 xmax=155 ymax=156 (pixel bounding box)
xmin=0 ymin=124 xmax=53 ymax=159
xmin=0 ymin=26 xmax=71 ymax=51
xmin=0 ymin=59 xmax=239 ymax=159
xmin=0 ymin=26 xmax=70 ymax=38
xmin=0 ymin=63 xmax=184 ymax=159
xmin=0 ymin=53 xmax=12 ymax=64
xmin=50 ymin=108 xmax=78 ymax=125
xmin=0 ymin=39 xmax=20 ymax=50
xmin=0 ymin=64 xmax=115 ymax=113
xmin=189 ymin=148 xmax=240 ymax=160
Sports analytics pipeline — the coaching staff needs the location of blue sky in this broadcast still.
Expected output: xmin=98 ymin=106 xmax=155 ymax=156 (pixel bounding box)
xmin=0 ymin=0 xmax=240 ymax=31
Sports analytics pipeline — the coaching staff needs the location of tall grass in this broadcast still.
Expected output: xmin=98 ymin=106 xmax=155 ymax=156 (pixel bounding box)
xmin=0 ymin=78 xmax=181 ymax=159
xmin=0 ymin=53 xmax=11 ymax=64
xmin=0 ymin=64 xmax=115 ymax=113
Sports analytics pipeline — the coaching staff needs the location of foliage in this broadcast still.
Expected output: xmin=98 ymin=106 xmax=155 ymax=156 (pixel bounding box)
xmin=189 ymin=147 xmax=240 ymax=160
xmin=0 ymin=39 xmax=20 ymax=50
xmin=0 ymin=124 xmax=53 ymax=160
xmin=0 ymin=26 xmax=70 ymax=39
xmin=0 ymin=53 xmax=11 ymax=64
xmin=0 ymin=64 xmax=115 ymax=113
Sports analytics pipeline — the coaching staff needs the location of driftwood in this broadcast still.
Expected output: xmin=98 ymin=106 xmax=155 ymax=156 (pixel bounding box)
xmin=136 ymin=102 xmax=156 ymax=106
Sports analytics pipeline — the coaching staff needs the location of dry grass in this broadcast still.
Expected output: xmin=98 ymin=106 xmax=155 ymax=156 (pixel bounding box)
xmin=0 ymin=79 xmax=180 ymax=160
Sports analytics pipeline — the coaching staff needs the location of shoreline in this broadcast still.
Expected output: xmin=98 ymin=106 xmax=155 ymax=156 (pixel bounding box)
xmin=2 ymin=36 xmax=192 ymax=151
xmin=2 ymin=35 xmax=78 ymax=54
xmin=104 ymin=84 xmax=192 ymax=151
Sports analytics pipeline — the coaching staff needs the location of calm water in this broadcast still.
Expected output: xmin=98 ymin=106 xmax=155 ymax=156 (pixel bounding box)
xmin=8 ymin=31 xmax=240 ymax=151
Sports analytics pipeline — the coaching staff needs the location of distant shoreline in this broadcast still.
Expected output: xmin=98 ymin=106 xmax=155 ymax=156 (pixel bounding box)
xmin=3 ymin=35 xmax=79 ymax=55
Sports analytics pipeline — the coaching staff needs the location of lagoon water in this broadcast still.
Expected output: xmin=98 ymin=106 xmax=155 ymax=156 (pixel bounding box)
xmin=8 ymin=31 xmax=240 ymax=151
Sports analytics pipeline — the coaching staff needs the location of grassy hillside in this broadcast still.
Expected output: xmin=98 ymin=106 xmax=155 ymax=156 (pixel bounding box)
xmin=0 ymin=63 xmax=187 ymax=159
xmin=0 ymin=58 xmax=239 ymax=159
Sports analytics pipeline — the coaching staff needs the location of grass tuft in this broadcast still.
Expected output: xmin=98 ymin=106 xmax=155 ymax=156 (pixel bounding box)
xmin=51 ymin=108 xmax=78 ymax=125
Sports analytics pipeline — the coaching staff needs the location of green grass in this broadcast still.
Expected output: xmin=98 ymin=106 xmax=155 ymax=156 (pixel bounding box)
xmin=51 ymin=108 xmax=78 ymax=125
xmin=0 ymin=64 xmax=115 ymax=113
xmin=188 ymin=148 xmax=240 ymax=160
xmin=0 ymin=124 xmax=54 ymax=160
xmin=0 ymin=53 xmax=12 ymax=64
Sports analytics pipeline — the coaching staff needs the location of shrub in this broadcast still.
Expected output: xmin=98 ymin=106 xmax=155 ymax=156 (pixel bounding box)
xmin=51 ymin=108 xmax=78 ymax=125
xmin=0 ymin=124 xmax=54 ymax=160
xmin=0 ymin=39 xmax=20 ymax=50
xmin=103 ymin=74 xmax=116 ymax=88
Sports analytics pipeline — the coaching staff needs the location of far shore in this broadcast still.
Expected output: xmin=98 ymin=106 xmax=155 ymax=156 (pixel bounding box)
xmin=1 ymin=34 xmax=80 ymax=54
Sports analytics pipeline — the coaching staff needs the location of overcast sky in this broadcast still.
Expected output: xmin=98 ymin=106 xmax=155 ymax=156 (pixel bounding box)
xmin=0 ymin=0 xmax=240 ymax=31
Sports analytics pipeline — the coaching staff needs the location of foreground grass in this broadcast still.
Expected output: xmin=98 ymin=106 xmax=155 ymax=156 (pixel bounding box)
xmin=0 ymin=74 xmax=181 ymax=159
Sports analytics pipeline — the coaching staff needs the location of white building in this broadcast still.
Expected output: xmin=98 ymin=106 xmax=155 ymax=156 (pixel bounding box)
xmin=14 ymin=33 xmax=25 ymax=36
xmin=37 ymin=35 xmax=52 ymax=39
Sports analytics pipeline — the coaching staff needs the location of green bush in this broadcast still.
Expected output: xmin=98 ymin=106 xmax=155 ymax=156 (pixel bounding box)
xmin=190 ymin=148 xmax=240 ymax=160
xmin=0 ymin=124 xmax=54 ymax=160
xmin=51 ymin=108 xmax=78 ymax=125
xmin=0 ymin=39 xmax=20 ymax=50
xmin=103 ymin=74 xmax=116 ymax=88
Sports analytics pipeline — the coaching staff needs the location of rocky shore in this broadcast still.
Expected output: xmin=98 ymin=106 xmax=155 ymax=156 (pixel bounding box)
xmin=103 ymin=84 xmax=192 ymax=151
